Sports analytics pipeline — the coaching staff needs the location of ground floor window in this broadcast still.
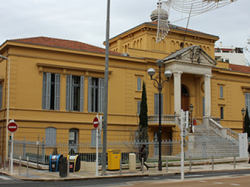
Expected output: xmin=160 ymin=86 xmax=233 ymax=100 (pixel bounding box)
xmin=45 ymin=127 xmax=57 ymax=146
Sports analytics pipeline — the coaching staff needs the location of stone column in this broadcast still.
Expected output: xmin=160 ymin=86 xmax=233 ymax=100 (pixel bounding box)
xmin=173 ymin=71 xmax=183 ymax=116
xmin=204 ymin=74 xmax=212 ymax=117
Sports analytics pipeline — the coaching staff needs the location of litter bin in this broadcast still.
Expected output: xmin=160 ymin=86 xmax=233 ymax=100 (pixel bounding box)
xmin=108 ymin=149 xmax=121 ymax=170
xmin=59 ymin=157 xmax=68 ymax=177
xmin=67 ymin=155 xmax=81 ymax=172
xmin=49 ymin=154 xmax=63 ymax=172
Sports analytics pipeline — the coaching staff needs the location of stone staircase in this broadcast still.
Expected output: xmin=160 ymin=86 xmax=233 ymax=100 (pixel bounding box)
xmin=184 ymin=118 xmax=239 ymax=158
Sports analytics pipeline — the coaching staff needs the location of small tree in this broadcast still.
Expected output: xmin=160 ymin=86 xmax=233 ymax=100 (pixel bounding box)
xmin=139 ymin=81 xmax=148 ymax=142
xmin=244 ymin=108 xmax=250 ymax=138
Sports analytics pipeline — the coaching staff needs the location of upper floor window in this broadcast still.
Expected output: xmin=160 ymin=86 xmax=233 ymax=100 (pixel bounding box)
xmin=42 ymin=73 xmax=60 ymax=110
xmin=137 ymin=77 xmax=141 ymax=91
xmin=220 ymin=107 xmax=224 ymax=119
xmin=220 ymin=86 xmax=223 ymax=98
xmin=154 ymin=93 xmax=163 ymax=115
xmin=66 ymin=75 xmax=84 ymax=111
xmin=137 ymin=100 xmax=141 ymax=115
xmin=0 ymin=84 xmax=3 ymax=110
xmin=88 ymin=77 xmax=104 ymax=113
xmin=245 ymin=93 xmax=250 ymax=115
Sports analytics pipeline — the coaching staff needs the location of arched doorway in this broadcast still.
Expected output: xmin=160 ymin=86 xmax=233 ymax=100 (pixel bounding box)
xmin=181 ymin=84 xmax=189 ymax=111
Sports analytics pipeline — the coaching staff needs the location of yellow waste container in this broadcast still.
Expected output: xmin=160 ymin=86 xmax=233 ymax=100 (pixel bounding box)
xmin=107 ymin=149 xmax=121 ymax=170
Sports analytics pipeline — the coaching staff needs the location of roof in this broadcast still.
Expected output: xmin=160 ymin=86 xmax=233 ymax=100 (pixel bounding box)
xmin=9 ymin=37 xmax=121 ymax=55
xmin=229 ymin=64 xmax=250 ymax=73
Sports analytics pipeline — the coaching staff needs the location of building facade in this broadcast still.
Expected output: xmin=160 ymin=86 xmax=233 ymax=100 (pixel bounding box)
xmin=0 ymin=19 xmax=249 ymax=159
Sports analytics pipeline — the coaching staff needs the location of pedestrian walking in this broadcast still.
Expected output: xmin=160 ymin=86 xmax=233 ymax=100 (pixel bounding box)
xmin=139 ymin=144 xmax=149 ymax=170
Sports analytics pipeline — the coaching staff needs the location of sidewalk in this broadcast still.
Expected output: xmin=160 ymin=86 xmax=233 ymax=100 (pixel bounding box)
xmin=1 ymin=158 xmax=250 ymax=181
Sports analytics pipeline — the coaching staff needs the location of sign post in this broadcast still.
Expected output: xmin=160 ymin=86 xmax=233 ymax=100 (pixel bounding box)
xmin=93 ymin=116 xmax=99 ymax=176
xmin=7 ymin=120 xmax=18 ymax=174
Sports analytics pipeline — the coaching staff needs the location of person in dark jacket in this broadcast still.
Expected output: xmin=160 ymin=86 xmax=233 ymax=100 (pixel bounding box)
xmin=139 ymin=144 xmax=149 ymax=170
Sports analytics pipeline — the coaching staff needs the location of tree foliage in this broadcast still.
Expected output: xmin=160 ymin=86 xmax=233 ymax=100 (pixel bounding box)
xmin=139 ymin=81 xmax=148 ymax=142
xmin=244 ymin=108 xmax=250 ymax=138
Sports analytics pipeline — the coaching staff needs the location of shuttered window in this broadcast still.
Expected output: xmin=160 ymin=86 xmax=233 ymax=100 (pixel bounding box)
xmin=137 ymin=101 xmax=141 ymax=115
xmin=42 ymin=73 xmax=60 ymax=110
xmin=88 ymin=77 xmax=104 ymax=113
xmin=0 ymin=84 xmax=3 ymax=109
xmin=66 ymin=75 xmax=84 ymax=111
xmin=45 ymin=127 xmax=57 ymax=146
xmin=154 ymin=93 xmax=163 ymax=115
xmin=137 ymin=77 xmax=141 ymax=91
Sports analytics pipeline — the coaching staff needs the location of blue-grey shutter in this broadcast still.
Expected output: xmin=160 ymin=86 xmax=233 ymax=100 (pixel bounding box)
xmin=220 ymin=86 xmax=223 ymax=98
xmin=45 ymin=73 xmax=51 ymax=109
xmin=54 ymin=74 xmax=60 ymax=110
xmin=0 ymin=84 xmax=2 ymax=109
xmin=45 ymin=127 xmax=57 ymax=147
xmin=137 ymin=101 xmax=141 ymax=114
xmin=202 ymin=97 xmax=205 ymax=117
xmin=42 ymin=73 xmax=46 ymax=109
xmin=88 ymin=77 xmax=92 ymax=112
xmin=137 ymin=77 xmax=141 ymax=91
xmin=66 ymin=75 xmax=72 ymax=111
xmin=154 ymin=93 xmax=163 ymax=115
xmin=98 ymin=78 xmax=104 ymax=113
xmin=80 ymin=76 xmax=84 ymax=112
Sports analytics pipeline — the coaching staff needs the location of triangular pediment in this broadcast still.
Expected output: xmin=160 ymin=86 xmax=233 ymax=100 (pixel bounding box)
xmin=163 ymin=45 xmax=217 ymax=67
xmin=163 ymin=46 xmax=216 ymax=75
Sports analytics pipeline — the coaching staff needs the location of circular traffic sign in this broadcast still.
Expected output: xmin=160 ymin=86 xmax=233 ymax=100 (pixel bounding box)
xmin=93 ymin=117 xmax=99 ymax=128
xmin=7 ymin=122 xmax=18 ymax=133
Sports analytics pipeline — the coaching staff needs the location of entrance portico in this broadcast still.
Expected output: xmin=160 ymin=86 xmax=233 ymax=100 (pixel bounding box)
xmin=163 ymin=45 xmax=217 ymax=120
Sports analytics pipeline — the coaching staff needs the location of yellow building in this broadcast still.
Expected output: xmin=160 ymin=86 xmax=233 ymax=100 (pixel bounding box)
xmin=0 ymin=13 xmax=249 ymax=159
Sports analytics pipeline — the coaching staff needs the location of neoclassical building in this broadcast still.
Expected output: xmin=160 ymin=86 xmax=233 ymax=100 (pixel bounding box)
xmin=0 ymin=10 xmax=249 ymax=159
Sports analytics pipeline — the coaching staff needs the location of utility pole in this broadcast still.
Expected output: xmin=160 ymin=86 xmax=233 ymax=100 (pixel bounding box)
xmin=102 ymin=0 xmax=110 ymax=176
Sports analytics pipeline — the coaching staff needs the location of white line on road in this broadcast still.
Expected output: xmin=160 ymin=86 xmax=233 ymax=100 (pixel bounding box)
xmin=214 ymin=182 xmax=223 ymax=184
xmin=199 ymin=181 xmax=207 ymax=183
xmin=230 ymin=184 xmax=240 ymax=186
xmin=0 ymin=176 xmax=11 ymax=180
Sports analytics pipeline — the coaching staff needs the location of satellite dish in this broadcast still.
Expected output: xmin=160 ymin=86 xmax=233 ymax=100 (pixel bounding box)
xmin=153 ymin=0 xmax=238 ymax=43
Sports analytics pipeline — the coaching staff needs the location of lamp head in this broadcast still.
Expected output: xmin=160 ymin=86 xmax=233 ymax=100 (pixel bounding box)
xmin=241 ymin=108 xmax=246 ymax=116
xmin=156 ymin=59 xmax=164 ymax=67
xmin=147 ymin=68 xmax=155 ymax=77
xmin=189 ymin=104 xmax=194 ymax=112
xmin=164 ymin=70 xmax=172 ymax=79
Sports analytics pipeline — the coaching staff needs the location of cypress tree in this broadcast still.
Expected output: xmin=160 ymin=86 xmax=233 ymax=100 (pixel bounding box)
xmin=139 ymin=81 xmax=148 ymax=142
xmin=244 ymin=108 xmax=250 ymax=138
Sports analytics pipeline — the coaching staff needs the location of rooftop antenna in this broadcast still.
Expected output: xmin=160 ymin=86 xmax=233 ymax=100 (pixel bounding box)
xmin=154 ymin=0 xmax=239 ymax=43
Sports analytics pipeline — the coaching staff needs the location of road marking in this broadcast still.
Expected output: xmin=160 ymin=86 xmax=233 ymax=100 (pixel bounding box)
xmin=230 ymin=184 xmax=240 ymax=186
xmin=186 ymin=174 xmax=203 ymax=177
xmin=0 ymin=176 xmax=11 ymax=180
xmin=214 ymin=182 xmax=223 ymax=184
xmin=199 ymin=181 xmax=207 ymax=183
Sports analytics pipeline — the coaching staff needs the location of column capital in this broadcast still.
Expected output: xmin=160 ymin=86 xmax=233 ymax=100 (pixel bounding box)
xmin=203 ymin=74 xmax=212 ymax=78
xmin=172 ymin=71 xmax=183 ymax=77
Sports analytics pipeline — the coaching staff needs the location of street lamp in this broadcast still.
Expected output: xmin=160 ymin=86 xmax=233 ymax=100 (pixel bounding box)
xmin=147 ymin=59 xmax=172 ymax=171
xmin=0 ymin=54 xmax=10 ymax=165
xmin=241 ymin=108 xmax=246 ymax=133
xmin=189 ymin=104 xmax=194 ymax=133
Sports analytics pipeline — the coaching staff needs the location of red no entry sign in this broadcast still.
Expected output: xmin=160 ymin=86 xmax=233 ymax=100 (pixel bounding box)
xmin=7 ymin=122 xmax=18 ymax=133
xmin=93 ymin=117 xmax=99 ymax=128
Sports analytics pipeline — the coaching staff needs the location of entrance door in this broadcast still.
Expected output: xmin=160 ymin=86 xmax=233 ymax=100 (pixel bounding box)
xmin=181 ymin=85 xmax=189 ymax=111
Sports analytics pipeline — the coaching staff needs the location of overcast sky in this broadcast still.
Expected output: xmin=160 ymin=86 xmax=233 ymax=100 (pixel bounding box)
xmin=0 ymin=0 xmax=249 ymax=51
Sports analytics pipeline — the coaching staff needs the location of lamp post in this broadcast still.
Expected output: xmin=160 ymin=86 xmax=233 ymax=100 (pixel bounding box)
xmin=189 ymin=104 xmax=194 ymax=133
xmin=147 ymin=59 xmax=172 ymax=171
xmin=241 ymin=108 xmax=246 ymax=133
xmin=0 ymin=55 xmax=10 ymax=160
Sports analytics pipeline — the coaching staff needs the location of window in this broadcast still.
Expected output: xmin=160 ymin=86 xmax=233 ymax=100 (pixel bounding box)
xmin=154 ymin=93 xmax=163 ymax=115
xmin=220 ymin=86 xmax=223 ymax=98
xmin=0 ymin=84 xmax=3 ymax=110
xmin=88 ymin=77 xmax=104 ymax=113
xmin=137 ymin=101 xmax=141 ymax=115
xmin=225 ymin=59 xmax=230 ymax=63
xmin=245 ymin=93 xmax=250 ymax=114
xmin=137 ymin=77 xmax=141 ymax=91
xmin=42 ymin=73 xmax=61 ymax=110
xmin=66 ymin=75 xmax=84 ymax=111
xmin=220 ymin=107 xmax=224 ymax=119
xmin=45 ymin=127 xmax=57 ymax=146
xmin=202 ymin=97 xmax=205 ymax=116
xmin=69 ymin=129 xmax=78 ymax=145
xmin=91 ymin=129 xmax=101 ymax=147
